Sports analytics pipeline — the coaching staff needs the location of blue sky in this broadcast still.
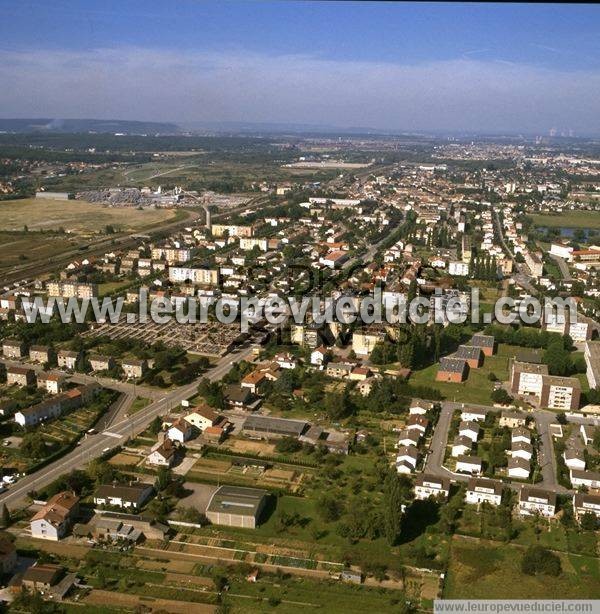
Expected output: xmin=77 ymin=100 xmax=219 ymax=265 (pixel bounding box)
xmin=1 ymin=1 xmax=599 ymax=134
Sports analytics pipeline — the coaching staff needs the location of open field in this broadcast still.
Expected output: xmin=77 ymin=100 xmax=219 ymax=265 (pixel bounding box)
xmin=0 ymin=198 xmax=177 ymax=233
xmin=444 ymin=536 xmax=600 ymax=599
xmin=531 ymin=210 xmax=600 ymax=229
xmin=409 ymin=343 xmax=517 ymax=404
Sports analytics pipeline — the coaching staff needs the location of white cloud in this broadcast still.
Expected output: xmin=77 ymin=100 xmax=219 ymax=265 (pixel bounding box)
xmin=0 ymin=46 xmax=599 ymax=133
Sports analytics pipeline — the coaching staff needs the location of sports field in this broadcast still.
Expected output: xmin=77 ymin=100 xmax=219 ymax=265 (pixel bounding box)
xmin=0 ymin=198 xmax=177 ymax=233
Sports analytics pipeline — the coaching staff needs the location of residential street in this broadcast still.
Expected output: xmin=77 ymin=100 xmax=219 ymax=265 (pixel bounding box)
xmin=0 ymin=343 xmax=256 ymax=510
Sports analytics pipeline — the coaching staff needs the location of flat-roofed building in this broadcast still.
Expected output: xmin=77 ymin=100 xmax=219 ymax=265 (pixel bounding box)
xmin=540 ymin=375 xmax=581 ymax=411
xmin=205 ymin=485 xmax=268 ymax=529
xmin=510 ymin=361 xmax=548 ymax=396
xmin=242 ymin=415 xmax=308 ymax=439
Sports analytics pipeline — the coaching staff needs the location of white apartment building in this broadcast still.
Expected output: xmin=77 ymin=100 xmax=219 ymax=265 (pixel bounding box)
xmin=168 ymin=267 xmax=219 ymax=285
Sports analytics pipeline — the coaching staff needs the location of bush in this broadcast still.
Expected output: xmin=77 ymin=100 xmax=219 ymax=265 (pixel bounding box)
xmin=521 ymin=545 xmax=562 ymax=577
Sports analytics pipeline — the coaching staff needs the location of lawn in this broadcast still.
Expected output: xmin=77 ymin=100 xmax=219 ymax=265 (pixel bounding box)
xmin=444 ymin=536 xmax=600 ymax=599
xmin=530 ymin=211 xmax=600 ymax=230
xmin=0 ymin=198 xmax=177 ymax=233
xmin=409 ymin=343 xmax=517 ymax=405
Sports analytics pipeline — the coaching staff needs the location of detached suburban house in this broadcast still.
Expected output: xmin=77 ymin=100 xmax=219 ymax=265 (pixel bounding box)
xmin=508 ymin=456 xmax=530 ymax=479
xmin=408 ymin=399 xmax=433 ymax=415
xmin=167 ymin=418 xmax=194 ymax=443
xmin=461 ymin=407 xmax=487 ymax=423
xmin=2 ymin=338 xmax=26 ymax=359
xmin=452 ymin=435 xmax=473 ymax=457
xmin=30 ymin=491 xmax=79 ymax=541
xmin=458 ymin=420 xmax=480 ymax=443
xmin=563 ymin=448 xmax=586 ymax=471
xmin=94 ymin=482 xmax=154 ymax=510
xmin=147 ymin=439 xmax=176 ymax=467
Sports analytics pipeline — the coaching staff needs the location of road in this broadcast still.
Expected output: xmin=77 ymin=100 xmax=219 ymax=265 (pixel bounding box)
xmin=0 ymin=343 xmax=256 ymax=510
xmin=424 ymin=401 xmax=571 ymax=494
xmin=0 ymin=358 xmax=161 ymax=401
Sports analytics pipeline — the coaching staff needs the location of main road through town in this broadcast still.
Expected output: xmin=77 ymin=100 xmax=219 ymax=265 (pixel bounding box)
xmin=0 ymin=343 xmax=256 ymax=510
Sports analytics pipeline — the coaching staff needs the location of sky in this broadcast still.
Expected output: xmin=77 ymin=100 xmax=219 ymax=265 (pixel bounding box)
xmin=0 ymin=1 xmax=599 ymax=135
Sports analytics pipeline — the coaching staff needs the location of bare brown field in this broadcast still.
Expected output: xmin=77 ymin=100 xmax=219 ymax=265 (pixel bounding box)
xmin=0 ymin=198 xmax=177 ymax=232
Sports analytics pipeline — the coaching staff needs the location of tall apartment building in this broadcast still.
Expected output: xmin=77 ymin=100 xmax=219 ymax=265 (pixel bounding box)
xmin=168 ymin=267 xmax=219 ymax=286
xmin=511 ymin=360 xmax=580 ymax=410
xmin=46 ymin=281 xmax=97 ymax=299
xmin=510 ymin=361 xmax=548 ymax=396
xmin=211 ymin=224 xmax=255 ymax=238
xmin=585 ymin=340 xmax=600 ymax=390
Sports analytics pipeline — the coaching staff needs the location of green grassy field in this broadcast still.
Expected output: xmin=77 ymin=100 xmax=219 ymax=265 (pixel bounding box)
xmin=0 ymin=198 xmax=177 ymax=233
xmin=409 ymin=343 xmax=519 ymax=405
xmin=531 ymin=210 xmax=600 ymax=230
xmin=444 ymin=536 xmax=600 ymax=599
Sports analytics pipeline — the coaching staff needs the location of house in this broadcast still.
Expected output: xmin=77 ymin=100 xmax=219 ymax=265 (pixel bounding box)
xmin=89 ymin=354 xmax=115 ymax=372
xmin=203 ymin=425 xmax=226 ymax=443
xmin=57 ymin=350 xmax=82 ymax=371
xmin=573 ymin=492 xmax=600 ymax=524
xmin=570 ymin=469 xmax=600 ymax=489
xmin=326 ymin=362 xmax=354 ymax=379
xmin=6 ymin=366 xmax=35 ymax=387
xmin=396 ymin=429 xmax=420 ymax=447
xmin=454 ymin=345 xmax=484 ymax=369
xmin=580 ymin=424 xmax=597 ymax=447
xmin=184 ymin=406 xmax=220 ymax=431
xmin=147 ymin=439 xmax=176 ymax=467
xmin=2 ymin=338 xmax=26 ymax=359
xmin=512 ymin=426 xmax=531 ymax=445
xmin=0 ymin=534 xmax=16 ymax=574
xmin=206 ymin=485 xmax=268 ymax=529
xmin=224 ymin=384 xmax=253 ymax=408
xmin=22 ymin=563 xmax=67 ymax=593
xmin=30 ymin=491 xmax=79 ymax=541
xmin=465 ymin=477 xmax=503 ymax=506
xmin=273 ymin=352 xmax=298 ymax=370
xmin=167 ymin=418 xmax=194 ymax=443
xmin=499 ymin=411 xmax=527 ymax=429
xmin=436 ymin=357 xmax=469 ymax=383
xmin=470 ymin=334 xmax=496 ymax=356
xmin=511 ymin=441 xmax=533 ymax=461
xmin=406 ymin=414 xmax=429 ymax=435
xmin=563 ymin=448 xmax=586 ymax=471
xmin=357 ymin=376 xmax=378 ymax=396
xmin=452 ymin=435 xmax=473 ymax=457
xmin=518 ymin=487 xmax=556 ymax=518
xmin=461 ymin=407 xmax=488 ymax=422
xmin=395 ymin=459 xmax=415 ymax=474
xmin=456 ymin=455 xmax=482 ymax=475
xmin=122 ymin=359 xmax=147 ymax=379
xmin=29 ymin=345 xmax=52 ymax=364
xmin=507 ymin=457 xmax=530 ymax=479
xmin=37 ymin=372 xmax=67 ymax=395
xmin=409 ymin=399 xmax=433 ymax=415
xmin=395 ymin=445 xmax=418 ymax=469
xmin=94 ymin=482 xmax=154 ymax=510
xmin=349 ymin=366 xmax=372 ymax=381
xmin=414 ymin=474 xmax=450 ymax=501
xmin=458 ymin=421 xmax=480 ymax=443
xmin=310 ymin=346 xmax=328 ymax=368
xmin=241 ymin=370 xmax=269 ymax=395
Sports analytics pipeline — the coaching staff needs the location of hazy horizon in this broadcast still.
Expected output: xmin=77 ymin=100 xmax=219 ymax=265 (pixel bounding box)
xmin=1 ymin=2 xmax=599 ymax=136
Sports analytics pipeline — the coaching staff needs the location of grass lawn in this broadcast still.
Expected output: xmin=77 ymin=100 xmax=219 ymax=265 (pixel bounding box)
xmin=129 ymin=397 xmax=151 ymax=414
xmin=0 ymin=198 xmax=177 ymax=233
xmin=444 ymin=536 xmax=600 ymax=599
xmin=409 ymin=343 xmax=519 ymax=404
xmin=530 ymin=211 xmax=600 ymax=230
